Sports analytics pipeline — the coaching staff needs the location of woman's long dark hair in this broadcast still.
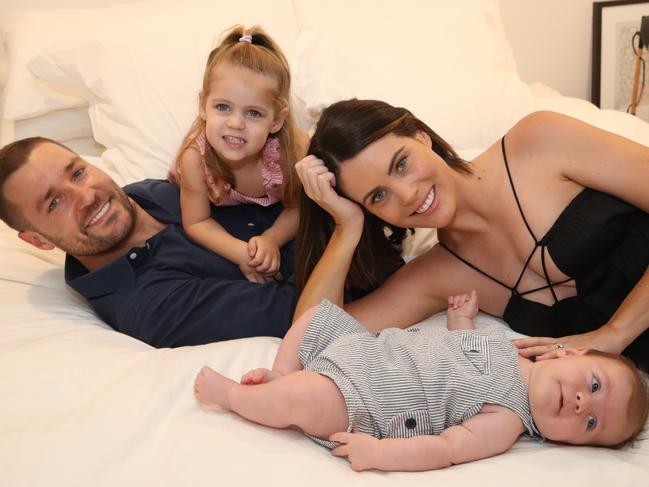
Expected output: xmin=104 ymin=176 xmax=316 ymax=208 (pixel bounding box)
xmin=295 ymin=99 xmax=470 ymax=293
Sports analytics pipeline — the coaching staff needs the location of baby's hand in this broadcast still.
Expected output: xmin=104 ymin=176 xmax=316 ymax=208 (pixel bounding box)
xmin=247 ymin=235 xmax=281 ymax=278
xmin=446 ymin=290 xmax=479 ymax=330
xmin=330 ymin=431 xmax=381 ymax=472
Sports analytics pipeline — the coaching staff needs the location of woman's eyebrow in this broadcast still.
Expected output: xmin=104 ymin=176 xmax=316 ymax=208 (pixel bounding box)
xmin=387 ymin=146 xmax=405 ymax=175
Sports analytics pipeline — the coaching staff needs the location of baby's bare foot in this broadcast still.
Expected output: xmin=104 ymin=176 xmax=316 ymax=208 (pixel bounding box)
xmin=240 ymin=367 xmax=282 ymax=385
xmin=194 ymin=366 xmax=236 ymax=409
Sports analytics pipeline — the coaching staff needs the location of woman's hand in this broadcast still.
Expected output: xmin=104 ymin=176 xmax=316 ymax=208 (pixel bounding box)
xmin=512 ymin=325 xmax=625 ymax=360
xmin=296 ymin=155 xmax=364 ymax=228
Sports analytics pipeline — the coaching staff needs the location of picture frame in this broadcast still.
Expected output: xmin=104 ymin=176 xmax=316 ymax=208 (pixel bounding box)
xmin=592 ymin=0 xmax=649 ymax=118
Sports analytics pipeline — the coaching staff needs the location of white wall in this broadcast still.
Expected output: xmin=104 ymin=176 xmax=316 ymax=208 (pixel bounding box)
xmin=498 ymin=0 xmax=595 ymax=100
xmin=0 ymin=0 xmax=601 ymax=101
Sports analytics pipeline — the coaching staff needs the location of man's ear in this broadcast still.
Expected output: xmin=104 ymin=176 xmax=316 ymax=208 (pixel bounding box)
xmin=18 ymin=231 xmax=55 ymax=251
xmin=557 ymin=347 xmax=588 ymax=358
xmin=198 ymin=91 xmax=207 ymax=121
xmin=414 ymin=130 xmax=432 ymax=147
xmin=270 ymin=107 xmax=289 ymax=134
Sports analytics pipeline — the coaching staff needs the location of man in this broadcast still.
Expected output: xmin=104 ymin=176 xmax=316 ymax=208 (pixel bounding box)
xmin=0 ymin=137 xmax=297 ymax=347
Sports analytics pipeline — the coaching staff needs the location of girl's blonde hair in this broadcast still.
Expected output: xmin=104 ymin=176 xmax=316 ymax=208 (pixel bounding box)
xmin=177 ymin=25 xmax=300 ymax=206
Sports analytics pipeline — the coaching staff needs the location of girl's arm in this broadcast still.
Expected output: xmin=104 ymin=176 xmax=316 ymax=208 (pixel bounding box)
xmin=510 ymin=111 xmax=649 ymax=357
xmin=247 ymin=206 xmax=299 ymax=275
xmin=247 ymin=127 xmax=309 ymax=275
xmin=178 ymin=149 xmax=266 ymax=283
xmin=330 ymin=405 xmax=524 ymax=472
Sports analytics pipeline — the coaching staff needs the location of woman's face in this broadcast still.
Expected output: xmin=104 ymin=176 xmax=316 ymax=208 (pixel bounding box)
xmin=337 ymin=132 xmax=455 ymax=228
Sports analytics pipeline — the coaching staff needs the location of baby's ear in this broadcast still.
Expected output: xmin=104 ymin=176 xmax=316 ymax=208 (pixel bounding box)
xmin=557 ymin=347 xmax=588 ymax=358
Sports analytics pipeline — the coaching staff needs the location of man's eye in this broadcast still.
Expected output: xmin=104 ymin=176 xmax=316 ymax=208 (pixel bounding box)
xmin=587 ymin=415 xmax=597 ymax=430
xmin=215 ymin=104 xmax=230 ymax=112
xmin=591 ymin=377 xmax=600 ymax=393
xmin=48 ymin=196 xmax=61 ymax=212
xmin=73 ymin=167 xmax=85 ymax=180
xmin=372 ymin=190 xmax=387 ymax=204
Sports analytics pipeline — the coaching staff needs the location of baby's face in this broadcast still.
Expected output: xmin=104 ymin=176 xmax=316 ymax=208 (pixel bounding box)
xmin=527 ymin=352 xmax=635 ymax=446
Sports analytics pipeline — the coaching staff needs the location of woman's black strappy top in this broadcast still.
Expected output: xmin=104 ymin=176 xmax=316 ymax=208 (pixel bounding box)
xmin=439 ymin=137 xmax=649 ymax=369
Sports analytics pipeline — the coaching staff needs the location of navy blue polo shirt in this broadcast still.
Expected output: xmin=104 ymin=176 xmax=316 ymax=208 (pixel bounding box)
xmin=65 ymin=179 xmax=297 ymax=347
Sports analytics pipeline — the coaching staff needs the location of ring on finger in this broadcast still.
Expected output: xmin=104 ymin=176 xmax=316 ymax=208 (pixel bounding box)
xmin=555 ymin=342 xmax=565 ymax=350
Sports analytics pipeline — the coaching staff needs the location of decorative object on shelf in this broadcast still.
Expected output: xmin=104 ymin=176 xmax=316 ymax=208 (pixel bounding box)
xmin=629 ymin=15 xmax=649 ymax=114
xmin=592 ymin=0 xmax=649 ymax=119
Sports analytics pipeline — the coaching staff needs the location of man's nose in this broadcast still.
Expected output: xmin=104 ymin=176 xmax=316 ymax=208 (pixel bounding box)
xmin=72 ymin=185 xmax=96 ymax=209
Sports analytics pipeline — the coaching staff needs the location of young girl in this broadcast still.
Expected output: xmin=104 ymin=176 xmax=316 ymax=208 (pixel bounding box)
xmin=194 ymin=292 xmax=649 ymax=472
xmin=170 ymin=25 xmax=307 ymax=283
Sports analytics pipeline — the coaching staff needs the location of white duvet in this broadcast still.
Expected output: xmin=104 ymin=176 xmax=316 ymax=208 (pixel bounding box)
xmin=1 ymin=143 xmax=648 ymax=487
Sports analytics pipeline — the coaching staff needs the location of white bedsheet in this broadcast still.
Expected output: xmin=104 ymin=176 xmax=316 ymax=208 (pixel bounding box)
xmin=1 ymin=159 xmax=648 ymax=487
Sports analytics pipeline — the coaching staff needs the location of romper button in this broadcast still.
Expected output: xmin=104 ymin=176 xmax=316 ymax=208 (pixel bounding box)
xmin=405 ymin=418 xmax=417 ymax=429
xmin=129 ymin=252 xmax=137 ymax=260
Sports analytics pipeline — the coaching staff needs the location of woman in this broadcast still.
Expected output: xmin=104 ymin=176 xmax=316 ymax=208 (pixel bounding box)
xmin=294 ymin=99 xmax=649 ymax=370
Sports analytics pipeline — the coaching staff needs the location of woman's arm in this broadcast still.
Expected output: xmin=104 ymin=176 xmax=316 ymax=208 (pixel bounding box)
xmin=294 ymin=156 xmax=365 ymax=316
xmin=294 ymin=156 xmax=448 ymax=326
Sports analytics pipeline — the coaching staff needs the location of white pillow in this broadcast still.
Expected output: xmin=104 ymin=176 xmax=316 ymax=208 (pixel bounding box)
xmin=292 ymin=0 xmax=535 ymax=151
xmin=0 ymin=2 xmax=168 ymax=121
xmin=29 ymin=0 xmax=300 ymax=183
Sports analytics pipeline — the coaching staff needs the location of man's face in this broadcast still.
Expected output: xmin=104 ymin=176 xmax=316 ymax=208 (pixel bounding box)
xmin=4 ymin=142 xmax=135 ymax=256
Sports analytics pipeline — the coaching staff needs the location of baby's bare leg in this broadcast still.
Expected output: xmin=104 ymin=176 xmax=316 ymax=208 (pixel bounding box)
xmin=194 ymin=366 xmax=237 ymax=409
xmin=199 ymin=367 xmax=348 ymax=439
xmin=271 ymin=305 xmax=319 ymax=375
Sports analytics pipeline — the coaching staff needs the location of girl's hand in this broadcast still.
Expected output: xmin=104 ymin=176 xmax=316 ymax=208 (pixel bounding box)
xmin=512 ymin=326 xmax=623 ymax=360
xmin=234 ymin=241 xmax=275 ymax=284
xmin=247 ymin=235 xmax=281 ymax=276
xmin=296 ymin=156 xmax=364 ymax=228
xmin=238 ymin=261 xmax=274 ymax=284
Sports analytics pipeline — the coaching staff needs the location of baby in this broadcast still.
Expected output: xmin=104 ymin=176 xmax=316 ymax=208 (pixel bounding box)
xmin=194 ymin=291 xmax=649 ymax=472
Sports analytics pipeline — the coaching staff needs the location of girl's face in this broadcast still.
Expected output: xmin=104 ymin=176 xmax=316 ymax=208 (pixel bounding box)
xmin=338 ymin=132 xmax=456 ymax=229
xmin=200 ymin=65 xmax=287 ymax=166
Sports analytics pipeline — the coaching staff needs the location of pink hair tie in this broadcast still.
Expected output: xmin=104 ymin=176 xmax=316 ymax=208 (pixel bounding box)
xmin=239 ymin=35 xmax=252 ymax=43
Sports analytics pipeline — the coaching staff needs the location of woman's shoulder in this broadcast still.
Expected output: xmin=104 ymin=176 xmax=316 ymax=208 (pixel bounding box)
xmin=506 ymin=111 xmax=592 ymax=152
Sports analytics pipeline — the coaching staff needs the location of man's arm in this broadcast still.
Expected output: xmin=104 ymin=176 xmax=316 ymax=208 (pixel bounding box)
xmin=111 ymin=274 xmax=297 ymax=347
xmin=330 ymin=405 xmax=525 ymax=472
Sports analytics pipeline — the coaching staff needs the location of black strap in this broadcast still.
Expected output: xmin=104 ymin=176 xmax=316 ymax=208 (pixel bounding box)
xmin=501 ymin=136 xmax=539 ymax=244
xmin=438 ymin=136 xmax=575 ymax=299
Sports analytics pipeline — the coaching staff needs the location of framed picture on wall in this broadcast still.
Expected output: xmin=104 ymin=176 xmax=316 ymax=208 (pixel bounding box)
xmin=592 ymin=0 xmax=649 ymax=120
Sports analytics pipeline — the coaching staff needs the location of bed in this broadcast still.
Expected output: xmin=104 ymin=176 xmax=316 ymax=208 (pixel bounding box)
xmin=1 ymin=1 xmax=648 ymax=485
